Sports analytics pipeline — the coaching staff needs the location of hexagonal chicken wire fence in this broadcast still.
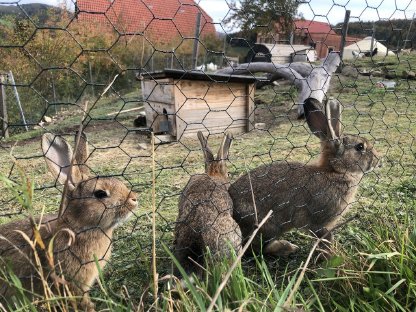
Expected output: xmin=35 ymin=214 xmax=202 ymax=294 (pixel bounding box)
xmin=0 ymin=0 xmax=415 ymax=310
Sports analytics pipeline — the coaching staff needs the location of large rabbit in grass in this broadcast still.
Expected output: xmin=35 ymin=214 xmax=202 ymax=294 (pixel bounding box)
xmin=229 ymin=98 xmax=382 ymax=257
xmin=173 ymin=131 xmax=242 ymax=277
xmin=0 ymin=132 xmax=138 ymax=311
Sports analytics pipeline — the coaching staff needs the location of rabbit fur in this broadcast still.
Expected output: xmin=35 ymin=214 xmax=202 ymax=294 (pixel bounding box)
xmin=173 ymin=131 xmax=241 ymax=276
xmin=229 ymin=98 xmax=382 ymax=257
xmin=0 ymin=132 xmax=138 ymax=311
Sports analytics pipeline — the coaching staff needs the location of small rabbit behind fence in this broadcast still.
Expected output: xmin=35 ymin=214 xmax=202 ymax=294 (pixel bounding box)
xmin=173 ymin=131 xmax=242 ymax=277
xmin=0 ymin=132 xmax=138 ymax=311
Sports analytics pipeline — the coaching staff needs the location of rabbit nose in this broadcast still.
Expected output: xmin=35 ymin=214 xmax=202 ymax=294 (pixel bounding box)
xmin=128 ymin=192 xmax=138 ymax=206
xmin=376 ymin=157 xmax=383 ymax=168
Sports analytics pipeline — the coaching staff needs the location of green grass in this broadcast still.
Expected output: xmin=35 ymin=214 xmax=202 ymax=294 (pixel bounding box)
xmin=0 ymin=55 xmax=415 ymax=311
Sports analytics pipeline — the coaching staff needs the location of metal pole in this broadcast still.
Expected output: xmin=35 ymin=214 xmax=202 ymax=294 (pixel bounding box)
xmin=89 ymin=61 xmax=95 ymax=98
xmin=0 ymin=75 xmax=9 ymax=138
xmin=8 ymin=71 xmax=28 ymax=131
xmin=222 ymin=34 xmax=227 ymax=67
xmin=51 ymin=72 xmax=57 ymax=114
xmin=339 ymin=10 xmax=351 ymax=61
xmin=192 ymin=12 xmax=202 ymax=69
xmin=370 ymin=23 xmax=376 ymax=52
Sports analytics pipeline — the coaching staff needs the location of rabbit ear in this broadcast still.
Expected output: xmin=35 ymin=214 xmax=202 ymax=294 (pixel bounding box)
xmin=304 ymin=98 xmax=332 ymax=140
xmin=217 ymin=132 xmax=233 ymax=161
xmin=325 ymin=98 xmax=342 ymax=139
xmin=197 ymin=131 xmax=215 ymax=165
xmin=74 ymin=131 xmax=90 ymax=176
xmin=42 ymin=133 xmax=82 ymax=190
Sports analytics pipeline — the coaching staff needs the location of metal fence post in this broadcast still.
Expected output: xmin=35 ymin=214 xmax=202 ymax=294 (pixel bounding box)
xmin=8 ymin=71 xmax=28 ymax=131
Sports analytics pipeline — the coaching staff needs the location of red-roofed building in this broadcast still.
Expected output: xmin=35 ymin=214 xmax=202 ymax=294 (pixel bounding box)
xmin=75 ymin=0 xmax=216 ymax=43
xmin=294 ymin=20 xmax=363 ymax=58
xmin=257 ymin=19 xmax=363 ymax=58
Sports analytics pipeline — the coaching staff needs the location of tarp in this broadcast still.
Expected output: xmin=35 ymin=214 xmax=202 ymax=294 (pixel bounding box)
xmin=343 ymin=36 xmax=395 ymax=59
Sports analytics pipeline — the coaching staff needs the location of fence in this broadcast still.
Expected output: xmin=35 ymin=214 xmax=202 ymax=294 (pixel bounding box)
xmin=0 ymin=0 xmax=415 ymax=310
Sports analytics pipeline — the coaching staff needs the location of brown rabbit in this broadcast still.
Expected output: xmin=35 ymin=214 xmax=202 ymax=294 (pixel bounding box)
xmin=229 ymin=98 xmax=382 ymax=257
xmin=173 ymin=131 xmax=241 ymax=276
xmin=0 ymin=132 xmax=138 ymax=311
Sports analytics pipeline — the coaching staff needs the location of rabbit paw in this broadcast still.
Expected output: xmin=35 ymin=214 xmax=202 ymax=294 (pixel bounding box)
xmin=80 ymin=296 xmax=96 ymax=312
xmin=263 ymin=240 xmax=300 ymax=257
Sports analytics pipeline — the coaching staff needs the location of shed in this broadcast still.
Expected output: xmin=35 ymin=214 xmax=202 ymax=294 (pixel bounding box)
xmin=139 ymin=69 xmax=257 ymax=141
xmin=251 ymin=44 xmax=317 ymax=64
xmin=343 ymin=37 xmax=395 ymax=59
xmin=291 ymin=48 xmax=318 ymax=62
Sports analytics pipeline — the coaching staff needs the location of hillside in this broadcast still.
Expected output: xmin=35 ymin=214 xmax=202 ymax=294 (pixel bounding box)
xmin=335 ymin=19 xmax=415 ymax=50
xmin=0 ymin=3 xmax=62 ymax=24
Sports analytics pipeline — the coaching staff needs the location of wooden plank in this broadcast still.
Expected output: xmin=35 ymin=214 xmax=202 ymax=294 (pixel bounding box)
xmin=107 ymin=106 xmax=144 ymax=116
xmin=140 ymin=69 xmax=258 ymax=84
xmin=177 ymin=123 xmax=246 ymax=139
xmin=176 ymin=109 xmax=247 ymax=139
xmin=142 ymin=78 xmax=174 ymax=104
xmin=178 ymin=105 xmax=247 ymax=122
xmin=173 ymin=79 xmax=253 ymax=139
xmin=176 ymin=101 xmax=247 ymax=138
xmin=177 ymin=80 xmax=247 ymax=100
xmin=154 ymin=134 xmax=175 ymax=144
xmin=0 ymin=75 xmax=8 ymax=138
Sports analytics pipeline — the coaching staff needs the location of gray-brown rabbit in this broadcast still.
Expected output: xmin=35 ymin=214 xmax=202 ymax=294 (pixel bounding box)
xmin=173 ymin=131 xmax=241 ymax=276
xmin=0 ymin=132 xmax=138 ymax=311
xmin=229 ymin=98 xmax=382 ymax=257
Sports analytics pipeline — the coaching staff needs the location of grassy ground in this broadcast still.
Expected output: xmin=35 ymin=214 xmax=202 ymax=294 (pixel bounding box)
xmin=0 ymin=54 xmax=415 ymax=311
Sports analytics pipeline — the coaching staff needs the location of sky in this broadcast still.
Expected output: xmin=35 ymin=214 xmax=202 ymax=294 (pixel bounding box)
xmin=2 ymin=0 xmax=416 ymax=30
xmin=197 ymin=0 xmax=416 ymax=26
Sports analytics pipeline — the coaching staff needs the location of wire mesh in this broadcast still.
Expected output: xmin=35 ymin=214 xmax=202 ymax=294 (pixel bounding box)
xmin=0 ymin=0 xmax=415 ymax=310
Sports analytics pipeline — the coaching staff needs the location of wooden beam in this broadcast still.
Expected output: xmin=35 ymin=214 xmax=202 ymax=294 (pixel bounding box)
xmin=0 ymin=75 xmax=9 ymax=138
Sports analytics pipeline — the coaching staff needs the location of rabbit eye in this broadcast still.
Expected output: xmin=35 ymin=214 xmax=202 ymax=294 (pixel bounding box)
xmin=94 ymin=190 xmax=108 ymax=199
xmin=355 ymin=143 xmax=365 ymax=152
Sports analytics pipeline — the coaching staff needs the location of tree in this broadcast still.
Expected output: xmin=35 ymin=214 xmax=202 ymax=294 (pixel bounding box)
xmin=224 ymin=0 xmax=299 ymax=37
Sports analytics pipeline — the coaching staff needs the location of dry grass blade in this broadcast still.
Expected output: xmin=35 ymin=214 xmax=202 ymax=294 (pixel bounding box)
xmin=244 ymin=161 xmax=258 ymax=225
xmin=12 ymin=230 xmax=54 ymax=310
xmin=151 ymin=132 xmax=158 ymax=309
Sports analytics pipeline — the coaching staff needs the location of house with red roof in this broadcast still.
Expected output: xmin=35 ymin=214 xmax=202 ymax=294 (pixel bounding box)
xmin=294 ymin=20 xmax=362 ymax=58
xmin=75 ymin=0 xmax=217 ymax=44
xmin=257 ymin=19 xmax=363 ymax=59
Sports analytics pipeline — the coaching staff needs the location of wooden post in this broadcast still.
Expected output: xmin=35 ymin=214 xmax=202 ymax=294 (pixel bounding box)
xmin=88 ymin=61 xmax=95 ymax=98
xmin=0 ymin=74 xmax=9 ymax=138
xmin=339 ymin=10 xmax=351 ymax=61
xmin=192 ymin=12 xmax=202 ymax=69
xmin=337 ymin=10 xmax=350 ymax=73
xmin=370 ymin=23 xmax=376 ymax=52
xmin=51 ymin=72 xmax=57 ymax=114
